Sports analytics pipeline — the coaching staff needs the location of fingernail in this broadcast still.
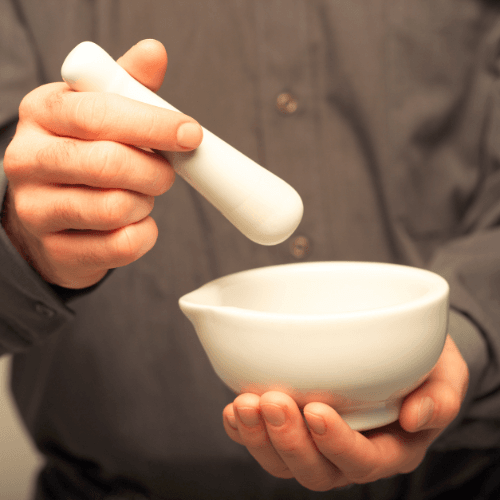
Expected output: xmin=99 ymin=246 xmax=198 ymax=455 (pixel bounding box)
xmin=176 ymin=123 xmax=203 ymax=149
xmin=235 ymin=407 xmax=260 ymax=427
xmin=304 ymin=412 xmax=327 ymax=435
xmin=417 ymin=397 xmax=434 ymax=429
xmin=226 ymin=415 xmax=238 ymax=430
xmin=261 ymin=404 xmax=286 ymax=427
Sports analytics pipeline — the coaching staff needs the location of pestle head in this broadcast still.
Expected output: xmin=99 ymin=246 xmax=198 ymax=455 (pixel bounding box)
xmin=62 ymin=41 xmax=303 ymax=245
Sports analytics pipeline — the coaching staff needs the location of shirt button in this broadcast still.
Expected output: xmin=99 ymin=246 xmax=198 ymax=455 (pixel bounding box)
xmin=276 ymin=92 xmax=298 ymax=114
xmin=35 ymin=302 xmax=55 ymax=319
xmin=289 ymin=235 xmax=310 ymax=259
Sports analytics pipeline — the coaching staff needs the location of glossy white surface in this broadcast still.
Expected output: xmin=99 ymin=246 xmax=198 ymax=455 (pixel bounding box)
xmin=61 ymin=42 xmax=303 ymax=245
xmin=179 ymin=262 xmax=449 ymax=431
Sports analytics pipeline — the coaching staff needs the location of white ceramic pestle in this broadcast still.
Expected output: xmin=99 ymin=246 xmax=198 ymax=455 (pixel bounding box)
xmin=61 ymin=42 xmax=303 ymax=245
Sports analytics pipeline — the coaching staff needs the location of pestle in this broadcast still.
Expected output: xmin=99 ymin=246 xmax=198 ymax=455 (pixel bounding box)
xmin=61 ymin=42 xmax=303 ymax=245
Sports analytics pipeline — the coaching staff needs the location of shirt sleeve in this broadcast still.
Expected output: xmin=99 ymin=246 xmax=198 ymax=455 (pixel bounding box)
xmin=428 ymin=76 xmax=500 ymax=447
xmin=429 ymin=226 xmax=500 ymax=412
xmin=0 ymin=161 xmax=75 ymax=356
xmin=433 ymin=309 xmax=490 ymax=449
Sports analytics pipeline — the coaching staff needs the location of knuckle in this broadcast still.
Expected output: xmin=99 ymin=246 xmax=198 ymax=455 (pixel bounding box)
xmin=102 ymin=191 xmax=130 ymax=227
xmin=3 ymin=123 xmax=40 ymax=181
xmin=142 ymin=109 xmax=160 ymax=145
xmin=114 ymin=225 xmax=142 ymax=261
xmin=43 ymin=234 xmax=72 ymax=265
xmin=144 ymin=195 xmax=155 ymax=215
xmin=34 ymin=142 xmax=51 ymax=169
xmin=45 ymin=233 xmax=104 ymax=270
xmin=50 ymin=240 xmax=101 ymax=270
xmin=88 ymin=141 xmax=128 ymax=185
xmin=38 ymin=88 xmax=68 ymax=136
xmin=241 ymin=429 xmax=269 ymax=449
xmin=36 ymin=138 xmax=75 ymax=170
xmin=71 ymin=93 xmax=108 ymax=137
xmin=78 ymin=249 xmax=106 ymax=269
xmin=19 ymin=83 xmax=67 ymax=124
xmin=53 ymin=196 xmax=78 ymax=228
xmin=12 ymin=197 xmax=30 ymax=223
xmin=11 ymin=191 xmax=35 ymax=226
xmin=156 ymin=165 xmax=175 ymax=195
xmin=18 ymin=90 xmax=38 ymax=121
xmin=43 ymin=89 xmax=65 ymax=116
xmin=3 ymin=139 xmax=24 ymax=179
xmin=112 ymin=218 xmax=157 ymax=264
xmin=41 ymin=235 xmax=59 ymax=261
xmin=274 ymin=443 xmax=301 ymax=461
xmin=137 ymin=151 xmax=175 ymax=196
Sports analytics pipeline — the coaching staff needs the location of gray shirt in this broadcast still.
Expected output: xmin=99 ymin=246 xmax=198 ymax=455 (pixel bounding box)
xmin=1 ymin=1 xmax=499 ymax=498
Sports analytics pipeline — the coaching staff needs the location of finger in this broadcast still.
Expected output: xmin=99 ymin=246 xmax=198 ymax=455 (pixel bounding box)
xmin=233 ymin=394 xmax=293 ymax=479
xmin=222 ymin=404 xmax=245 ymax=446
xmin=303 ymin=403 xmax=423 ymax=483
xmin=260 ymin=392 xmax=341 ymax=491
xmin=8 ymin=130 xmax=174 ymax=196
xmin=43 ymin=216 xmax=158 ymax=280
xmin=13 ymin=184 xmax=154 ymax=234
xmin=302 ymin=402 xmax=386 ymax=484
xmin=399 ymin=335 xmax=468 ymax=433
xmin=20 ymin=83 xmax=203 ymax=152
xmin=117 ymin=39 xmax=168 ymax=92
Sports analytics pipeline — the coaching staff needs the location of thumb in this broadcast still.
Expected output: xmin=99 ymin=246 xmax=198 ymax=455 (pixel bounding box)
xmin=399 ymin=335 xmax=468 ymax=433
xmin=117 ymin=39 xmax=168 ymax=92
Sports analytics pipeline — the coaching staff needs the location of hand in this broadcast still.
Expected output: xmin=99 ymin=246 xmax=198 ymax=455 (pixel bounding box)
xmin=2 ymin=39 xmax=203 ymax=289
xmin=223 ymin=334 xmax=468 ymax=491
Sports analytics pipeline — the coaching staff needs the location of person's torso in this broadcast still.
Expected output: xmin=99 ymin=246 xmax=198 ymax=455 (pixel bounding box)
xmin=9 ymin=0 xmax=498 ymax=497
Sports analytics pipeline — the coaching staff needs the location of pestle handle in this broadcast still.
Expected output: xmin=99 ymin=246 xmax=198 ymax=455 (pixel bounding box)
xmin=61 ymin=42 xmax=303 ymax=245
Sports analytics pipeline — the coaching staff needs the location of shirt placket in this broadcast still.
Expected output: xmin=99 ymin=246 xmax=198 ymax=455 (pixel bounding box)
xmin=253 ymin=0 xmax=329 ymax=261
